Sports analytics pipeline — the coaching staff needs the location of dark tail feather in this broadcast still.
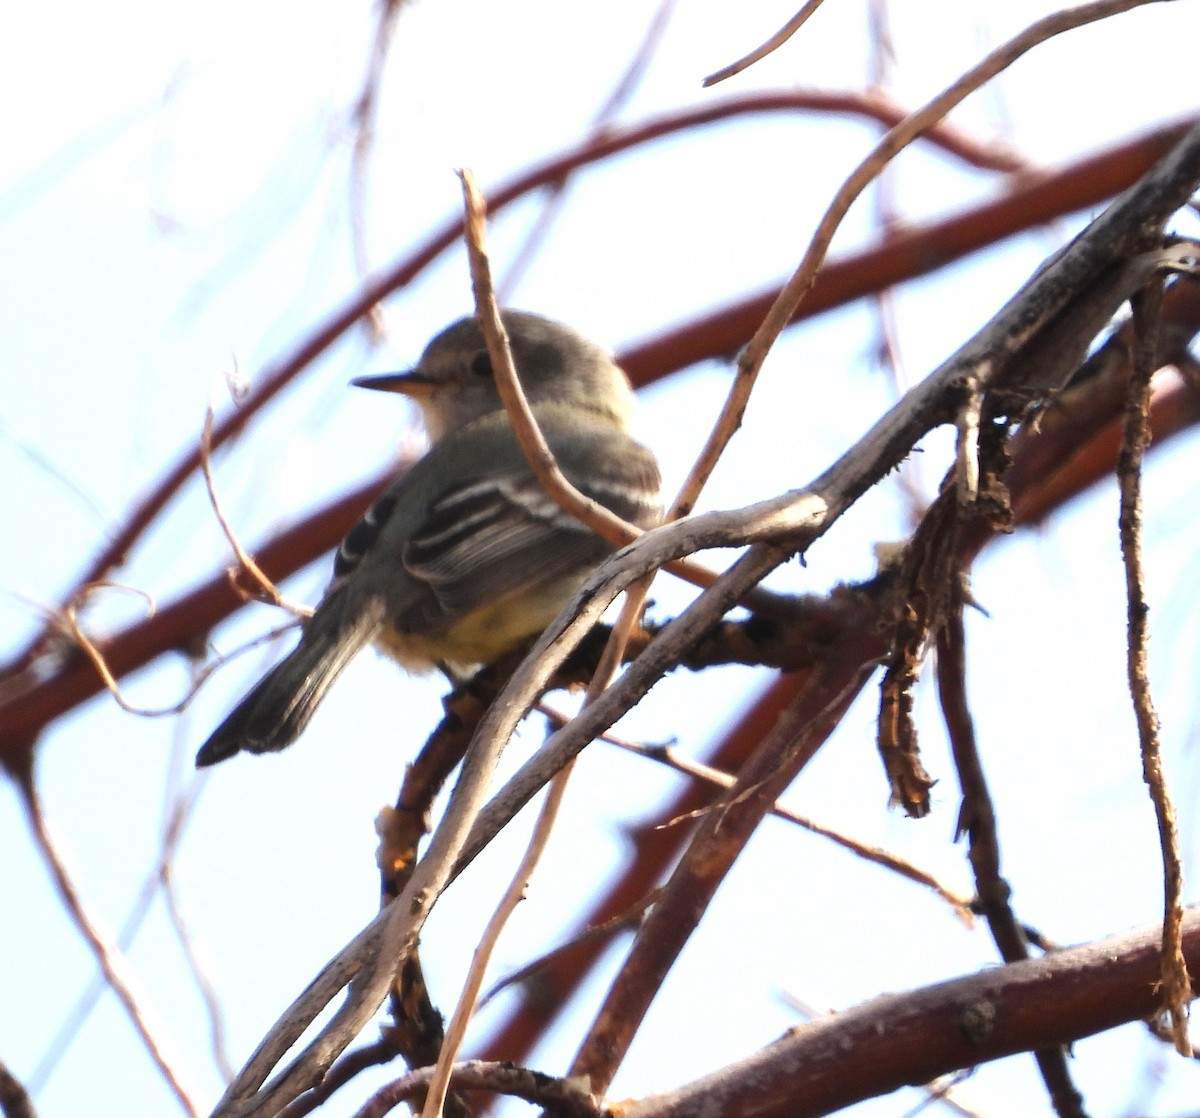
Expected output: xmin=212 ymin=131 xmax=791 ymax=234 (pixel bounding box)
xmin=195 ymin=603 xmax=382 ymax=767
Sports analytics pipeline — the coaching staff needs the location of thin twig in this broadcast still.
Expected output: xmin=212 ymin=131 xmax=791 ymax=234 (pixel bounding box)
xmin=24 ymin=751 xmax=225 ymax=1090
xmin=59 ymin=586 xmax=293 ymax=720
xmin=1120 ymin=281 xmax=1192 ymax=1055
xmin=347 ymin=0 xmax=407 ymax=336
xmin=458 ymin=168 xmax=641 ymax=551
xmin=703 ymin=0 xmax=828 ymax=86
xmin=865 ymin=1 xmax=930 ymax=527
xmin=499 ymin=0 xmax=679 ymax=299
xmin=13 ymin=770 xmax=202 ymax=1117
xmin=420 ymin=767 xmax=575 ymax=1118
xmin=423 ymin=164 xmax=662 ymax=1118
xmin=162 ymin=856 xmax=236 ymax=1080
xmin=459 ymin=168 xmax=731 ymax=605
xmin=459 ymin=173 xmax=671 ymax=688
xmin=595 ymin=726 xmax=973 ymax=921
xmin=672 ymin=0 xmax=1169 ymax=522
xmin=936 ymin=592 xmax=1086 ymax=1117
xmin=356 ymin=1060 xmax=603 ymax=1118
xmin=61 ymin=583 xmax=182 ymax=717
xmin=200 ymin=405 xmax=312 ymax=617
xmin=159 ymin=715 xmax=235 ymax=1077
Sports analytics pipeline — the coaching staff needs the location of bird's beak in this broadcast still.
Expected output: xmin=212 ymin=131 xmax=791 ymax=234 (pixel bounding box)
xmin=350 ymin=369 xmax=438 ymax=396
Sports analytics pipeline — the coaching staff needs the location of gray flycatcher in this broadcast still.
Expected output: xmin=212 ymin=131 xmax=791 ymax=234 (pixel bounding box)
xmin=196 ymin=310 xmax=662 ymax=766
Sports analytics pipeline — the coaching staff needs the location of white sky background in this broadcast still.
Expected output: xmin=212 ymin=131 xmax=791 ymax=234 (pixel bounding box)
xmin=3 ymin=1 xmax=1200 ymax=1116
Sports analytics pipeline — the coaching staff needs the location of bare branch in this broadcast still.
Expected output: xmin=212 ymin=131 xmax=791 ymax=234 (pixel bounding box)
xmin=458 ymin=169 xmax=644 ymax=551
xmin=703 ymin=0 xmax=829 ymax=87
xmin=1121 ymin=281 xmax=1193 ymax=1054
xmin=937 ymin=594 xmax=1085 ymax=1116
xmin=199 ymin=405 xmax=312 ymax=618
xmin=620 ymin=911 xmax=1200 ymax=1118
xmin=598 ymin=724 xmax=973 ymax=920
xmin=420 ymin=765 xmax=574 ymax=1118
xmin=13 ymin=770 xmax=202 ymax=1117
xmin=672 ymin=0 xmax=1175 ymax=522
xmin=355 ymin=1060 xmax=603 ymax=1118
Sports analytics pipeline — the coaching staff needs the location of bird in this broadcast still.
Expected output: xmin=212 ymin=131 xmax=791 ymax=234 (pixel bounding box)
xmin=195 ymin=310 xmax=662 ymax=766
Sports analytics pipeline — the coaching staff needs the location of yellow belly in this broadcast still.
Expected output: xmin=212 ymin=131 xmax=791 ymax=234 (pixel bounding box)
xmin=372 ymin=574 xmax=586 ymax=673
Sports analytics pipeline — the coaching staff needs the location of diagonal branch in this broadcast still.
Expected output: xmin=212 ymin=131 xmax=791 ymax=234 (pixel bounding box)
xmin=619 ymin=911 xmax=1200 ymax=1118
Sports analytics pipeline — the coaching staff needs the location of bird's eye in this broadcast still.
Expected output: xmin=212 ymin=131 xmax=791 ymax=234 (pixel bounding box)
xmin=470 ymin=351 xmax=493 ymax=378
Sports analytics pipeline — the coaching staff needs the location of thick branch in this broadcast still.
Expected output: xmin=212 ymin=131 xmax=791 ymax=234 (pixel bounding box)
xmin=620 ymin=911 xmax=1200 ymax=1118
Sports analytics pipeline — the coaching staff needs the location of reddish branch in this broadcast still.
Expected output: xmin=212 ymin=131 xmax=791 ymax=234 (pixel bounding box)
xmin=619 ymin=117 xmax=1194 ymax=385
xmin=0 ymin=479 xmax=382 ymax=764
xmin=620 ymin=910 xmax=1200 ymax=1118
xmin=569 ymin=627 xmax=887 ymax=1092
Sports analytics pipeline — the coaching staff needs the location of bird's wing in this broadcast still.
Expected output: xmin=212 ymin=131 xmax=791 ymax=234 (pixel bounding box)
xmin=332 ymin=422 xmax=660 ymax=635
xmin=399 ymin=472 xmax=614 ymax=623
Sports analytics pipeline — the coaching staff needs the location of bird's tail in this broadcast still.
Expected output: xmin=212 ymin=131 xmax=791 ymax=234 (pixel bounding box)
xmin=195 ymin=600 xmax=383 ymax=767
